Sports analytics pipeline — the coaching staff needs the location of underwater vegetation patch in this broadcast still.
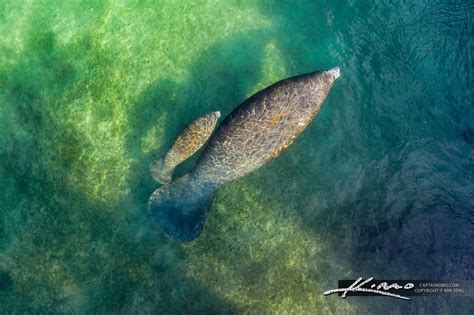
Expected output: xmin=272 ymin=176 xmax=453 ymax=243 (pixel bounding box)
xmin=185 ymin=181 xmax=358 ymax=313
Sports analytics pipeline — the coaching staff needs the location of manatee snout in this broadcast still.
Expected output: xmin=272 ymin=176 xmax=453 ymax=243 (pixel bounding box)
xmin=327 ymin=67 xmax=341 ymax=80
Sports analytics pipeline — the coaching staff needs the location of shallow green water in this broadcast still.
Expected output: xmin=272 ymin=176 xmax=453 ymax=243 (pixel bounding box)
xmin=0 ymin=0 xmax=472 ymax=313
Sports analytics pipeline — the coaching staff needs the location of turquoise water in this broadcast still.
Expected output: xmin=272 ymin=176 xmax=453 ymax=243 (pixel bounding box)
xmin=0 ymin=0 xmax=472 ymax=313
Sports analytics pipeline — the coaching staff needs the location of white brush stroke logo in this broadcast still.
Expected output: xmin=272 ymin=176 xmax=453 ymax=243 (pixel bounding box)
xmin=324 ymin=277 xmax=414 ymax=300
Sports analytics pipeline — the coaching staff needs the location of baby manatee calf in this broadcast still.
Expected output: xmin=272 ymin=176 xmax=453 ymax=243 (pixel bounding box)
xmin=150 ymin=111 xmax=221 ymax=184
xmin=148 ymin=67 xmax=341 ymax=242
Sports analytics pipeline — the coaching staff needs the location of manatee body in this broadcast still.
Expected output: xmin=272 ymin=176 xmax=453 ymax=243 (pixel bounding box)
xmin=150 ymin=111 xmax=221 ymax=184
xmin=148 ymin=67 xmax=340 ymax=242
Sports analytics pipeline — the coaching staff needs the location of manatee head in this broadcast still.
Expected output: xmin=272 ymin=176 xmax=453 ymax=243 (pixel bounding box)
xmin=327 ymin=66 xmax=341 ymax=80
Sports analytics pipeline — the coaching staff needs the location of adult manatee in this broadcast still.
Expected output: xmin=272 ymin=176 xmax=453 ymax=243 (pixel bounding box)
xmin=149 ymin=67 xmax=341 ymax=242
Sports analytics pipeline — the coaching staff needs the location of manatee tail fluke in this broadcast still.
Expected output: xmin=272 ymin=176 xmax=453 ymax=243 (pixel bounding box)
xmin=150 ymin=158 xmax=173 ymax=184
xmin=148 ymin=175 xmax=216 ymax=242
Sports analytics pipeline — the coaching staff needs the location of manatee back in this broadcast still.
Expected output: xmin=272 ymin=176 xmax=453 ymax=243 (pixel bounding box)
xmin=191 ymin=70 xmax=337 ymax=184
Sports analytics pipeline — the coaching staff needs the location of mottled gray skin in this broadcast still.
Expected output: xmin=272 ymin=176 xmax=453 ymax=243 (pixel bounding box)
xmin=150 ymin=111 xmax=221 ymax=184
xmin=149 ymin=67 xmax=340 ymax=242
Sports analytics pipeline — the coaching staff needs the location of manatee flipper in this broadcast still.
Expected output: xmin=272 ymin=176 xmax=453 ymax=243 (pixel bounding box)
xmin=151 ymin=111 xmax=221 ymax=184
